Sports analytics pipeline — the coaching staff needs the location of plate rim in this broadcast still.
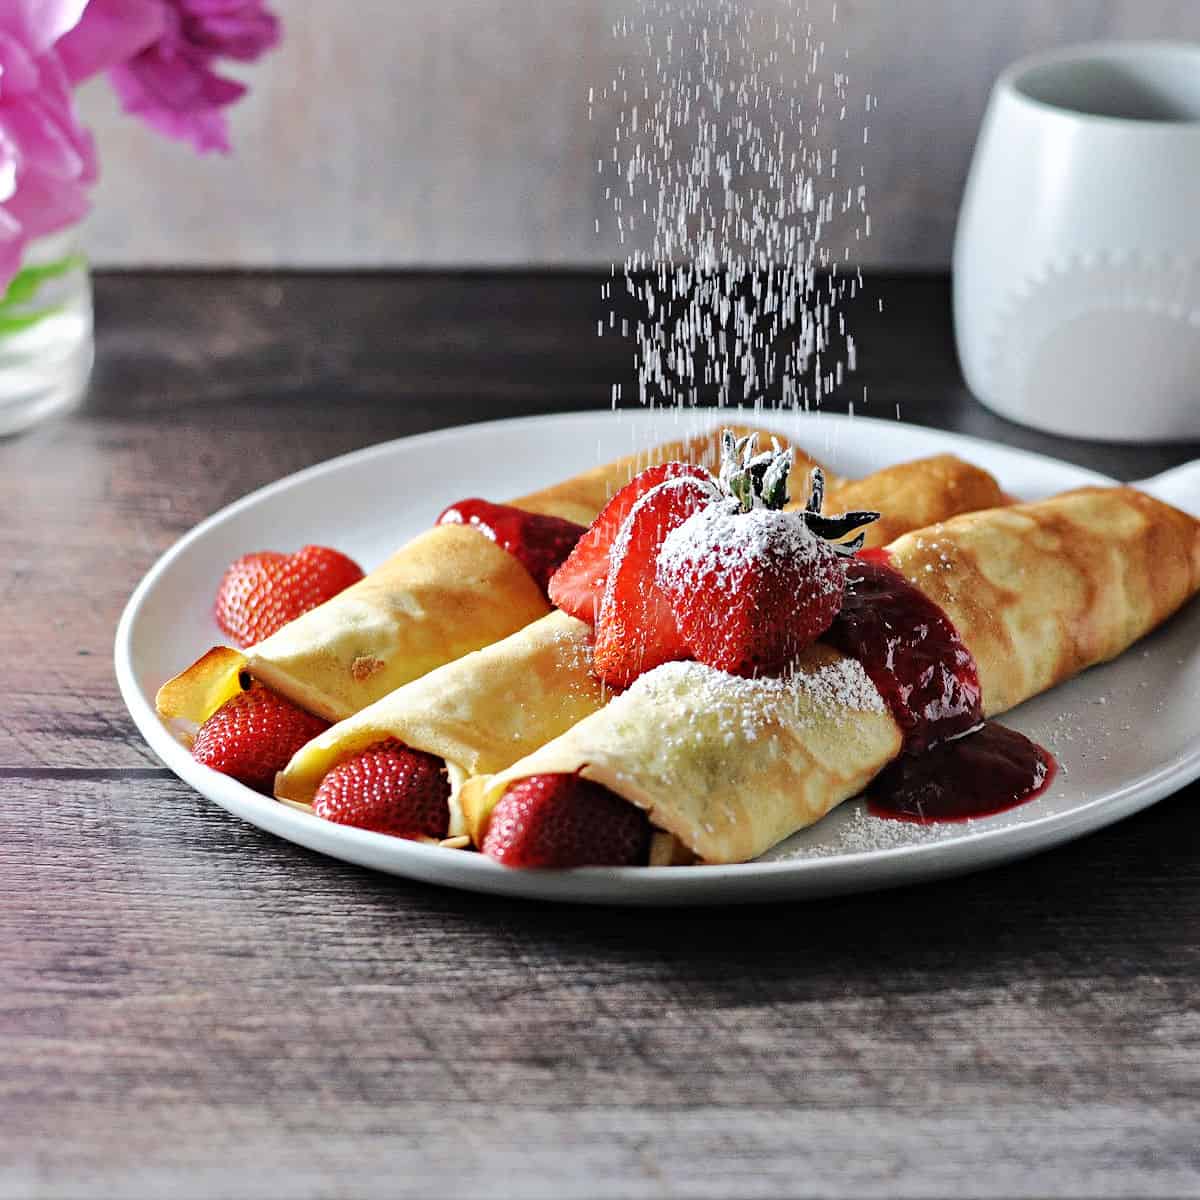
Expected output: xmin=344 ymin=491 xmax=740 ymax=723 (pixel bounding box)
xmin=114 ymin=409 xmax=1200 ymax=905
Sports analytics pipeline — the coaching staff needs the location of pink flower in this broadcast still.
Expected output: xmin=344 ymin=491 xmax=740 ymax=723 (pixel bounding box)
xmin=98 ymin=0 xmax=281 ymax=155
xmin=0 ymin=0 xmax=279 ymax=294
xmin=0 ymin=0 xmax=154 ymax=291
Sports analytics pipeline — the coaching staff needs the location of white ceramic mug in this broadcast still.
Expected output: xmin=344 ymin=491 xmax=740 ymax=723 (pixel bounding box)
xmin=953 ymin=42 xmax=1200 ymax=443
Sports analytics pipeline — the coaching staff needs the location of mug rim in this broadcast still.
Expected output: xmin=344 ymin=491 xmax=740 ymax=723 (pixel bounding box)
xmin=998 ymin=40 xmax=1200 ymax=130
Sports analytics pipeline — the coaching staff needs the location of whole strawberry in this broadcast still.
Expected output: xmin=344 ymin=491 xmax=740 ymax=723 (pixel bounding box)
xmin=481 ymin=773 xmax=650 ymax=868
xmin=214 ymin=544 xmax=365 ymax=648
xmin=313 ymin=740 xmax=450 ymax=839
xmin=192 ymin=684 xmax=330 ymax=792
xmin=656 ymin=434 xmax=879 ymax=677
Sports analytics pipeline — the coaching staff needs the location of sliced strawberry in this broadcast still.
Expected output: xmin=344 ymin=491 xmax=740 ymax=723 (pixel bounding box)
xmin=548 ymin=461 xmax=712 ymax=623
xmin=192 ymin=683 xmax=330 ymax=793
xmin=313 ymin=740 xmax=450 ymax=839
xmin=590 ymin=475 xmax=714 ymax=689
xmin=215 ymin=544 xmax=364 ymax=648
xmin=481 ymin=773 xmax=650 ymax=868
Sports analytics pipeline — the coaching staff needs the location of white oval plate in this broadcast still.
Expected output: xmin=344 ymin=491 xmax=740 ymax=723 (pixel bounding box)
xmin=115 ymin=410 xmax=1200 ymax=905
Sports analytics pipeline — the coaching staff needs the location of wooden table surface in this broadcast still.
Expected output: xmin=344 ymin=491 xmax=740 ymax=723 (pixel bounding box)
xmin=2 ymin=272 xmax=1198 ymax=1200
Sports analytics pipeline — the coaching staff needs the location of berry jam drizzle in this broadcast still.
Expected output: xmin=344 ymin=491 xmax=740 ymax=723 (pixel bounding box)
xmin=437 ymin=499 xmax=585 ymax=596
xmin=825 ymin=552 xmax=1056 ymax=823
xmin=866 ymin=723 xmax=1055 ymax=823
xmin=826 ymin=556 xmax=983 ymax=755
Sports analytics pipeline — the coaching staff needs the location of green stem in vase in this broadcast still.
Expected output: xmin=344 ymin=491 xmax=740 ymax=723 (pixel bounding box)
xmin=0 ymin=253 xmax=87 ymax=335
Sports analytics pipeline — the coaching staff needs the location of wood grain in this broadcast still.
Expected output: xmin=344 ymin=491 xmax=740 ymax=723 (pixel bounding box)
xmin=2 ymin=774 xmax=1198 ymax=1198
xmin=1 ymin=272 xmax=1197 ymax=1198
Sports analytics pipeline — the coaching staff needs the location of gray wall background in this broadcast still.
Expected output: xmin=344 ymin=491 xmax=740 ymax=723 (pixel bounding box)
xmin=79 ymin=0 xmax=1199 ymax=271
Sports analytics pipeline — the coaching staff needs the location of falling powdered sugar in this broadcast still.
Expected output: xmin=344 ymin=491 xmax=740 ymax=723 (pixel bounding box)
xmin=595 ymin=1 xmax=874 ymax=412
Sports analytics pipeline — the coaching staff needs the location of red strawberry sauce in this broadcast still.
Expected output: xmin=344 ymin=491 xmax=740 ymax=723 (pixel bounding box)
xmin=824 ymin=551 xmax=1056 ymax=823
xmin=436 ymin=499 xmax=585 ymax=596
xmin=866 ymin=723 xmax=1055 ymax=823
xmin=828 ymin=555 xmax=983 ymax=755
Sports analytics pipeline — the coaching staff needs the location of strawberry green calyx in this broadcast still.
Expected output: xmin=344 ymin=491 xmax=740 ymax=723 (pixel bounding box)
xmin=718 ymin=429 xmax=793 ymax=512
xmin=800 ymin=467 xmax=880 ymax=555
xmin=715 ymin=428 xmax=880 ymax=552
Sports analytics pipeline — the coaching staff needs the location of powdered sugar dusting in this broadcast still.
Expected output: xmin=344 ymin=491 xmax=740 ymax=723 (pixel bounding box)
xmin=550 ymin=617 xmax=594 ymax=673
xmin=623 ymin=652 xmax=885 ymax=747
xmin=796 ymin=654 xmax=886 ymax=715
xmin=657 ymin=499 xmax=838 ymax=595
xmin=767 ymin=803 xmax=967 ymax=859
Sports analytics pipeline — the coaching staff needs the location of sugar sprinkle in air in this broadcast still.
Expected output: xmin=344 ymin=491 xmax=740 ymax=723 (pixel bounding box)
xmin=595 ymin=0 xmax=873 ymax=413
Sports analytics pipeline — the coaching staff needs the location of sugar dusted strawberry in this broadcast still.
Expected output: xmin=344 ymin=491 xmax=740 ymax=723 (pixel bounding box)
xmin=313 ymin=740 xmax=450 ymax=839
xmin=192 ymin=683 xmax=330 ymax=793
xmin=657 ymin=434 xmax=879 ymax=678
xmin=215 ymin=545 xmax=364 ymax=648
xmin=481 ymin=773 xmax=650 ymax=868
xmin=548 ymin=461 xmax=713 ymax=622
xmin=590 ymin=474 xmax=715 ymax=689
xmin=658 ymin=500 xmax=846 ymax=676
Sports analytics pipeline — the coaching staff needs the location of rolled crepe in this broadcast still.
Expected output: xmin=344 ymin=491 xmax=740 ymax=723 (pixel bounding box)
xmin=157 ymin=424 xmax=800 ymax=728
xmin=461 ymin=487 xmax=1200 ymax=864
xmin=274 ymin=452 xmax=1013 ymax=817
xmin=275 ymin=609 xmax=597 ymax=832
xmin=506 ymin=426 xmax=795 ymax=525
xmin=823 ymin=454 xmax=1007 ymax=550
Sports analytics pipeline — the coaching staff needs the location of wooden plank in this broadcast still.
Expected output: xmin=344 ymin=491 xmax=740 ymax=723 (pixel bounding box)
xmin=1 ymin=774 xmax=1197 ymax=1197
xmin=5 ymin=1102 xmax=1199 ymax=1199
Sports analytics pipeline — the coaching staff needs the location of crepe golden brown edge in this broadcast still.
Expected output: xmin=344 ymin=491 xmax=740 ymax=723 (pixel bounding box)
xmin=272 ymin=454 xmax=1011 ymax=833
xmin=455 ymin=487 xmax=1200 ymax=865
xmin=155 ymin=424 xmax=809 ymax=730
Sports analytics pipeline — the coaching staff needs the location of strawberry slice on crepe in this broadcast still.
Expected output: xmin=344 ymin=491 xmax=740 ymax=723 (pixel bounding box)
xmin=192 ymin=684 xmax=331 ymax=793
xmin=548 ymin=462 xmax=713 ymax=622
xmin=590 ymin=474 xmax=717 ymax=688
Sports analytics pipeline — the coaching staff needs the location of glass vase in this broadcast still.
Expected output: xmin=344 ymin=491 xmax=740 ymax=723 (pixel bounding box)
xmin=0 ymin=226 xmax=93 ymax=437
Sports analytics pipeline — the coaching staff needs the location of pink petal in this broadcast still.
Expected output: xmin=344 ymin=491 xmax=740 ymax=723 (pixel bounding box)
xmin=56 ymin=0 xmax=165 ymax=84
xmin=0 ymin=201 xmax=22 ymax=239
xmin=1 ymin=97 xmax=86 ymax=180
xmin=2 ymin=159 xmax=89 ymax=238
xmin=145 ymin=101 xmax=229 ymax=153
xmin=0 ymin=0 xmax=88 ymax=58
xmin=4 ymin=48 xmax=99 ymax=181
xmin=0 ymin=142 xmax=16 ymax=203
xmin=184 ymin=8 xmax=280 ymax=62
xmin=108 ymin=55 xmax=237 ymax=154
xmin=120 ymin=45 xmax=244 ymax=110
xmin=0 ymin=217 xmax=28 ymax=296
xmin=0 ymin=30 xmax=41 ymax=93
